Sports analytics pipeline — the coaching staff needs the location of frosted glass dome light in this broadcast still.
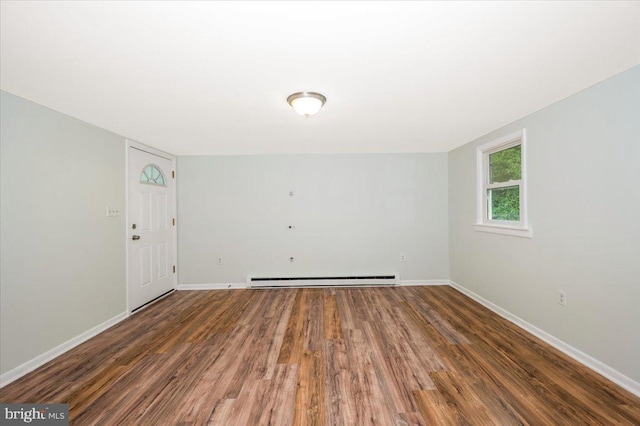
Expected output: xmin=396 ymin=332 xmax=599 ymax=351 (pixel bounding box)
xmin=287 ymin=92 xmax=327 ymax=117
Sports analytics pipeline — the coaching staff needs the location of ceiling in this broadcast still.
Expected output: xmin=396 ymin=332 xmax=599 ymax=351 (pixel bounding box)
xmin=1 ymin=1 xmax=639 ymax=155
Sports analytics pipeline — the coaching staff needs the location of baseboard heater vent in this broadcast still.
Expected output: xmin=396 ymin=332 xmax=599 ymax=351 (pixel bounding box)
xmin=248 ymin=275 xmax=399 ymax=288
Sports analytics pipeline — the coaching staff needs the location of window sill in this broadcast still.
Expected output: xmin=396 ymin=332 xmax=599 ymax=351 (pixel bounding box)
xmin=473 ymin=223 xmax=532 ymax=238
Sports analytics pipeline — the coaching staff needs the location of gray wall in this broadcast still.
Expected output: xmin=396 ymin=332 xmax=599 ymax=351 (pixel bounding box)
xmin=449 ymin=66 xmax=640 ymax=382
xmin=177 ymin=154 xmax=449 ymax=284
xmin=0 ymin=91 xmax=127 ymax=375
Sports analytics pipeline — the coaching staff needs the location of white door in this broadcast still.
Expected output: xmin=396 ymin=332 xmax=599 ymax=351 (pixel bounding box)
xmin=128 ymin=147 xmax=175 ymax=311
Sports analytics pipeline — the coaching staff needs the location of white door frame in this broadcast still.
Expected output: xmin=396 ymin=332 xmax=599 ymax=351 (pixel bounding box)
xmin=125 ymin=139 xmax=178 ymax=313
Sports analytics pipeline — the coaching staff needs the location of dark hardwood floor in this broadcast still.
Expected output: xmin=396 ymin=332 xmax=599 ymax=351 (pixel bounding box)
xmin=1 ymin=286 xmax=639 ymax=425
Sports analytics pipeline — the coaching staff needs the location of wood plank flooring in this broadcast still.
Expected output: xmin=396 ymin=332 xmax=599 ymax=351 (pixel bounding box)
xmin=1 ymin=286 xmax=639 ymax=425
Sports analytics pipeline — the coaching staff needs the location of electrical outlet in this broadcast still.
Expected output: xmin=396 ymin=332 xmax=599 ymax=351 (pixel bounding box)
xmin=558 ymin=290 xmax=567 ymax=306
xmin=400 ymin=253 xmax=406 ymax=262
xmin=218 ymin=257 xmax=223 ymax=265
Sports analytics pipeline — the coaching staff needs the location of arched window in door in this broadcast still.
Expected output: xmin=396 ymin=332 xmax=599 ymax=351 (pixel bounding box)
xmin=140 ymin=164 xmax=166 ymax=186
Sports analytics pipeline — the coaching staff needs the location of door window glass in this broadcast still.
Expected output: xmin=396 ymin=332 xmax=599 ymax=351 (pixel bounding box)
xmin=140 ymin=164 xmax=166 ymax=186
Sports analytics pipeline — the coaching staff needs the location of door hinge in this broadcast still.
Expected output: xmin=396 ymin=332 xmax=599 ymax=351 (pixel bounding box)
xmin=172 ymin=171 xmax=175 ymax=178
xmin=173 ymin=265 xmax=176 ymax=273
xmin=172 ymin=218 xmax=175 ymax=226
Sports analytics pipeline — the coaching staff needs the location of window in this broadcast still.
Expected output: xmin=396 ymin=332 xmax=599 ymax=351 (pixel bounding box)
xmin=474 ymin=129 xmax=531 ymax=238
xmin=140 ymin=164 xmax=166 ymax=186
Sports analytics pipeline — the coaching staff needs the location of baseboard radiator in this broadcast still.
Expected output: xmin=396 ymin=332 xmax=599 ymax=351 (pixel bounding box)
xmin=248 ymin=275 xmax=399 ymax=288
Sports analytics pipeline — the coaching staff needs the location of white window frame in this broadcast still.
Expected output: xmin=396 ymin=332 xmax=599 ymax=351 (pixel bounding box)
xmin=474 ymin=129 xmax=532 ymax=238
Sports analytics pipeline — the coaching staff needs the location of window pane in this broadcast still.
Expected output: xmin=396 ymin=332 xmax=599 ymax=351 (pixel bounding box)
xmin=489 ymin=145 xmax=521 ymax=183
xmin=140 ymin=165 xmax=166 ymax=186
xmin=488 ymin=186 xmax=520 ymax=221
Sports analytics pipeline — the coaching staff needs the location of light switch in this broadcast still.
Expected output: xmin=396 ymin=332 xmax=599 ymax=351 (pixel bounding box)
xmin=106 ymin=206 xmax=120 ymax=217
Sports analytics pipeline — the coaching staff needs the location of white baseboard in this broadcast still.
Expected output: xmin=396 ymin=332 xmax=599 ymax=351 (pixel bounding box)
xmin=448 ymin=280 xmax=640 ymax=398
xmin=178 ymin=280 xmax=449 ymax=290
xmin=0 ymin=311 xmax=129 ymax=388
xmin=399 ymin=279 xmax=449 ymax=286
xmin=177 ymin=283 xmax=248 ymax=290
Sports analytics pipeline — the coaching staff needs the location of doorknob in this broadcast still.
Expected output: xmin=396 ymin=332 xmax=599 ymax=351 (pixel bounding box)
xmin=132 ymin=235 xmax=141 ymax=240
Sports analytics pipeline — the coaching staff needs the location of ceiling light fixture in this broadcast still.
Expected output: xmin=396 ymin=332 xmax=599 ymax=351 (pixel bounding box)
xmin=287 ymin=92 xmax=327 ymax=117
